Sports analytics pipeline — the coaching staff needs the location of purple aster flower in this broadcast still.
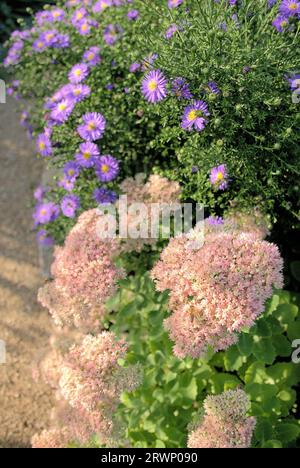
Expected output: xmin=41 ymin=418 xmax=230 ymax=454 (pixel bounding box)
xmin=51 ymin=98 xmax=75 ymax=124
xmin=34 ymin=185 xmax=47 ymax=202
xmin=67 ymin=84 xmax=91 ymax=103
xmin=77 ymin=112 xmax=106 ymax=141
xmin=83 ymin=47 xmax=101 ymax=67
xmin=103 ymin=24 xmax=123 ymax=45
xmin=36 ymin=133 xmax=53 ymax=157
xmin=207 ymin=81 xmax=220 ymax=95
xmin=50 ymin=8 xmax=65 ymax=22
xmin=63 ymin=161 xmax=81 ymax=179
xmin=168 ymin=0 xmax=183 ymax=8
xmin=165 ymin=24 xmax=178 ymax=40
xmin=191 ymin=166 xmax=198 ymax=173
xmin=95 ymin=155 xmax=119 ymax=182
xmin=210 ymin=164 xmax=228 ymax=191
xmin=272 ymin=15 xmax=290 ymax=31
xmin=206 ymin=216 xmax=224 ymax=226
xmin=68 ymin=63 xmax=89 ymax=84
xmin=61 ymin=195 xmax=80 ymax=218
xmin=181 ymin=100 xmax=210 ymax=132
xmin=20 ymin=111 xmax=29 ymax=127
xmin=75 ymin=142 xmax=100 ymax=167
xmin=94 ymin=188 xmax=117 ymax=205
xmin=142 ymin=69 xmax=168 ymax=103
xmin=40 ymin=30 xmax=58 ymax=47
xmin=93 ymin=0 xmax=113 ymax=12
xmin=72 ymin=8 xmax=88 ymax=26
xmin=279 ymin=0 xmax=300 ymax=17
xmin=36 ymin=229 xmax=54 ymax=247
xmin=32 ymin=38 xmax=46 ymax=52
xmin=129 ymin=62 xmax=141 ymax=73
xmin=55 ymin=33 xmax=70 ymax=49
xmin=268 ymin=0 xmax=277 ymax=6
xmin=127 ymin=9 xmax=139 ymax=20
xmin=77 ymin=20 xmax=92 ymax=36
xmin=106 ymin=84 xmax=115 ymax=91
xmin=172 ymin=77 xmax=192 ymax=100
xmin=33 ymin=202 xmax=60 ymax=225
xmin=35 ymin=11 xmax=52 ymax=26
xmin=58 ymin=176 xmax=76 ymax=192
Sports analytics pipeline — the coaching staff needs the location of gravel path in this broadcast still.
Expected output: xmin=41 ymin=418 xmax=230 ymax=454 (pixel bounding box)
xmin=0 ymin=97 xmax=53 ymax=448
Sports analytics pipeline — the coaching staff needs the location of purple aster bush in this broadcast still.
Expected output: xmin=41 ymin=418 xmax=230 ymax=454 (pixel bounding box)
xmin=61 ymin=195 xmax=81 ymax=218
xmin=68 ymin=63 xmax=90 ymax=84
xmin=95 ymin=155 xmax=120 ymax=182
xmin=210 ymin=164 xmax=229 ymax=191
xmin=181 ymin=100 xmax=210 ymax=132
xmin=77 ymin=113 xmax=106 ymax=141
xmin=71 ymin=8 xmax=88 ymax=26
xmin=142 ymin=70 xmax=168 ymax=103
xmin=93 ymin=187 xmax=117 ymax=205
xmin=36 ymin=133 xmax=53 ymax=157
xmin=58 ymin=176 xmax=76 ymax=192
xmin=67 ymin=84 xmax=91 ymax=103
xmin=75 ymin=142 xmax=100 ymax=167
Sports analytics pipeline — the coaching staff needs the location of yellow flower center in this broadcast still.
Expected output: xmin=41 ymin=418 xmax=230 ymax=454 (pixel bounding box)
xmin=58 ymin=103 xmax=67 ymax=111
xmin=81 ymin=24 xmax=88 ymax=32
xmin=40 ymin=209 xmax=47 ymax=215
xmin=46 ymin=33 xmax=54 ymax=41
xmin=281 ymin=20 xmax=288 ymax=27
xmin=101 ymin=164 xmax=109 ymax=173
xmin=88 ymin=122 xmax=96 ymax=130
xmin=289 ymin=3 xmax=297 ymax=9
xmin=83 ymin=152 xmax=91 ymax=160
xmin=187 ymin=110 xmax=198 ymax=121
xmin=37 ymin=42 xmax=44 ymax=49
xmin=77 ymin=12 xmax=84 ymax=20
xmin=101 ymin=1 xmax=109 ymax=8
xmin=148 ymin=79 xmax=158 ymax=91
xmin=74 ymin=69 xmax=82 ymax=77
xmin=39 ymin=142 xmax=45 ymax=150
xmin=88 ymin=53 xmax=95 ymax=60
xmin=68 ymin=169 xmax=75 ymax=176
xmin=74 ymin=89 xmax=81 ymax=96
xmin=216 ymin=172 xmax=224 ymax=181
xmin=53 ymin=11 xmax=60 ymax=18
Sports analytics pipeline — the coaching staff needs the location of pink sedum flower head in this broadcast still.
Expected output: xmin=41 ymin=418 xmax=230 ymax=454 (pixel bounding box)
xmin=142 ymin=69 xmax=168 ymax=103
xmin=151 ymin=228 xmax=284 ymax=359
xmin=32 ymin=428 xmax=70 ymax=449
xmin=188 ymin=389 xmax=256 ymax=448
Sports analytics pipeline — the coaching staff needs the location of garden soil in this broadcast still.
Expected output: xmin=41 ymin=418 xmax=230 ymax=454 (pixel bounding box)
xmin=0 ymin=97 xmax=53 ymax=448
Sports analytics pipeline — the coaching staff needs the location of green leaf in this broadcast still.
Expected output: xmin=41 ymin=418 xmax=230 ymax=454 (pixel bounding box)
xmin=287 ymin=320 xmax=300 ymax=342
xmin=237 ymin=333 xmax=254 ymax=357
xmin=262 ymin=440 xmax=283 ymax=448
xmin=224 ymin=345 xmax=246 ymax=371
xmin=255 ymin=420 xmax=273 ymax=443
xmin=272 ymin=334 xmax=292 ymax=357
xmin=275 ymin=423 xmax=300 ymax=443
xmin=252 ymin=338 xmax=276 ymax=365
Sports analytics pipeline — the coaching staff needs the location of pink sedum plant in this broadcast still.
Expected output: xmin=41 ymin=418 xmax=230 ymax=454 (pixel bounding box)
xmin=31 ymin=428 xmax=70 ymax=449
xmin=38 ymin=209 xmax=124 ymax=331
xmin=151 ymin=225 xmax=284 ymax=358
xmin=188 ymin=389 xmax=256 ymax=448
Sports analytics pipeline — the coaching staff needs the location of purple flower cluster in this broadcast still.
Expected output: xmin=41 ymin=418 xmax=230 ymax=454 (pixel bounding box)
xmin=172 ymin=77 xmax=192 ymax=100
xmin=33 ymin=202 xmax=60 ymax=225
xmin=4 ymin=39 xmax=24 ymax=67
xmin=83 ymin=47 xmax=102 ymax=67
xmin=71 ymin=7 xmax=98 ymax=35
xmin=36 ymin=133 xmax=53 ymax=157
xmin=95 ymin=155 xmax=120 ymax=182
xmin=61 ymin=194 xmax=81 ymax=218
xmin=68 ymin=63 xmax=90 ymax=84
xmin=103 ymin=24 xmax=123 ymax=45
xmin=272 ymin=0 xmax=300 ymax=31
xmin=32 ymin=30 xmax=70 ymax=52
xmin=77 ymin=112 xmax=106 ymax=141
